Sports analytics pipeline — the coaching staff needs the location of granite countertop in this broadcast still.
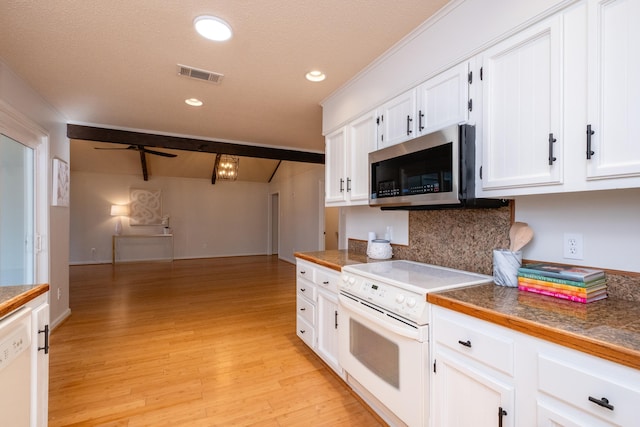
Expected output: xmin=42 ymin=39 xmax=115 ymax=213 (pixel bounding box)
xmin=296 ymin=251 xmax=640 ymax=371
xmin=0 ymin=284 xmax=49 ymax=318
xmin=294 ymin=250 xmax=372 ymax=272
xmin=428 ymin=283 xmax=640 ymax=371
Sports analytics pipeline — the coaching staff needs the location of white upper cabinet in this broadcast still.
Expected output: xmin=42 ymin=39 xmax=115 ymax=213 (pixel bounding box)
xmin=480 ymin=15 xmax=563 ymax=191
xmin=586 ymin=0 xmax=640 ymax=180
xmin=325 ymin=109 xmax=377 ymax=206
xmin=347 ymin=110 xmax=377 ymax=203
xmin=325 ymin=126 xmax=347 ymax=204
xmin=377 ymin=89 xmax=416 ymax=149
xmin=416 ymin=62 xmax=470 ymax=136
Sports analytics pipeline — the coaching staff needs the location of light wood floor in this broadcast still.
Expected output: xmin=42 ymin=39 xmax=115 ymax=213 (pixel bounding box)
xmin=49 ymin=256 xmax=384 ymax=427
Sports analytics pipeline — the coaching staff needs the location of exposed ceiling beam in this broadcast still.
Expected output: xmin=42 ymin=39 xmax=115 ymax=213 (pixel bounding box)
xmin=68 ymin=124 xmax=325 ymax=164
xmin=212 ymin=154 xmax=221 ymax=185
xmin=138 ymin=149 xmax=149 ymax=181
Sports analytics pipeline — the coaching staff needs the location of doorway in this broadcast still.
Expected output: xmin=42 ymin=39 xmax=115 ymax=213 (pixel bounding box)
xmin=324 ymin=207 xmax=339 ymax=250
xmin=269 ymin=192 xmax=279 ymax=255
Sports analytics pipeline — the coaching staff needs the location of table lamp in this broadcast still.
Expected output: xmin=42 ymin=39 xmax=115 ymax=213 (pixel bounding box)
xmin=110 ymin=204 xmax=129 ymax=235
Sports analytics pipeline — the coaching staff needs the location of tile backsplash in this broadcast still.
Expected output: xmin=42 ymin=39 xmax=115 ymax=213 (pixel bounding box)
xmin=348 ymin=205 xmax=640 ymax=302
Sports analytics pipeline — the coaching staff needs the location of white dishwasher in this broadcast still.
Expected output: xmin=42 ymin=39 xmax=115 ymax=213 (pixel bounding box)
xmin=0 ymin=306 xmax=32 ymax=427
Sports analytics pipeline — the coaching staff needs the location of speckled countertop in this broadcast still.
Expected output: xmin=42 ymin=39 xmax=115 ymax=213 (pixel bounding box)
xmin=429 ymin=284 xmax=640 ymax=370
xmin=294 ymin=250 xmax=373 ymax=271
xmin=0 ymin=284 xmax=49 ymax=318
xmin=296 ymin=251 xmax=640 ymax=371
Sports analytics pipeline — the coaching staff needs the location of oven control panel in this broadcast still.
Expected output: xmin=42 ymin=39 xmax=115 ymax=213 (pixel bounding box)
xmin=341 ymin=273 xmax=428 ymax=324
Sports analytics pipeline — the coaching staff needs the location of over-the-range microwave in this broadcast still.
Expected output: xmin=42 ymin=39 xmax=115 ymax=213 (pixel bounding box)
xmin=369 ymin=124 xmax=507 ymax=209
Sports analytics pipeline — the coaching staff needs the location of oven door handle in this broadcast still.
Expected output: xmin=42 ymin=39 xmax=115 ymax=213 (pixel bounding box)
xmin=339 ymin=295 xmax=420 ymax=341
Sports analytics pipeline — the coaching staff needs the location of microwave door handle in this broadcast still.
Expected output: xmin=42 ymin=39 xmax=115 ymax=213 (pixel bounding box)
xmin=339 ymin=295 xmax=419 ymax=340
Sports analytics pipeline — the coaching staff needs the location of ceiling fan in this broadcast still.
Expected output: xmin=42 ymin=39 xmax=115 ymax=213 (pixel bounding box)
xmin=94 ymin=144 xmax=177 ymax=158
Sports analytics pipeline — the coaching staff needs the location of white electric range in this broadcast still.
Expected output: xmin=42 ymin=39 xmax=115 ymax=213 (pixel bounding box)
xmin=338 ymin=260 xmax=492 ymax=427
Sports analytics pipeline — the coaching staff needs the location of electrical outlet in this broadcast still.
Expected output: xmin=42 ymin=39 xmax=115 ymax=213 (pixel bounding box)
xmin=563 ymin=233 xmax=583 ymax=260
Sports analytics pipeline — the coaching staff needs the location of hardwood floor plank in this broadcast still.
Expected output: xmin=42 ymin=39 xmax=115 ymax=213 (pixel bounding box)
xmin=49 ymin=256 xmax=384 ymax=426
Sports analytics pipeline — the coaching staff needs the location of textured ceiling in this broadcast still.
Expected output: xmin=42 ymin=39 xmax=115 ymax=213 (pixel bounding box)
xmin=0 ymin=0 xmax=449 ymax=180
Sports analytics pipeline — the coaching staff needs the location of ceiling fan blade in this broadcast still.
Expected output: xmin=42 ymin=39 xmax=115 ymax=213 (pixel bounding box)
xmin=142 ymin=148 xmax=178 ymax=158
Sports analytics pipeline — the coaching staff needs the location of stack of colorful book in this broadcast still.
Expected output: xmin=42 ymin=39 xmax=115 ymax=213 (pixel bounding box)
xmin=517 ymin=263 xmax=607 ymax=304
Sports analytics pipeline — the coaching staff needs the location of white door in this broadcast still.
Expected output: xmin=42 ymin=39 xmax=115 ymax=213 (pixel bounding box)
xmin=433 ymin=349 xmax=515 ymax=427
xmin=586 ymin=0 xmax=640 ymax=179
xmin=316 ymin=289 xmax=340 ymax=374
xmin=325 ymin=127 xmax=347 ymax=204
xmin=416 ymin=62 xmax=469 ymax=136
xmin=346 ymin=109 xmax=377 ymax=204
xmin=481 ymin=15 xmax=563 ymax=190
xmin=378 ymin=89 xmax=416 ymax=149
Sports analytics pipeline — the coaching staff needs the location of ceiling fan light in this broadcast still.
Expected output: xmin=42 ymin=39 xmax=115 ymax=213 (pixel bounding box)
xmin=185 ymin=98 xmax=203 ymax=106
xmin=194 ymin=16 xmax=232 ymax=42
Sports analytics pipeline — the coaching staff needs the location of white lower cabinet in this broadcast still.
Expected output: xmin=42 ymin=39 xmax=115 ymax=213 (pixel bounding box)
xmin=295 ymin=258 xmax=343 ymax=377
xmin=431 ymin=305 xmax=640 ymax=427
xmin=432 ymin=306 xmax=515 ymax=427
xmin=536 ymin=340 xmax=640 ymax=427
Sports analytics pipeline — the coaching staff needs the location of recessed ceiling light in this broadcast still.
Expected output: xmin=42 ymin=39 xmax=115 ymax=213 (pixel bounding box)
xmin=185 ymin=98 xmax=203 ymax=107
xmin=194 ymin=15 xmax=232 ymax=41
xmin=305 ymin=70 xmax=326 ymax=82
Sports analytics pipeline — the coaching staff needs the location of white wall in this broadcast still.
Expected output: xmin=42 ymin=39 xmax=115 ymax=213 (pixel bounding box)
xmin=70 ymin=171 xmax=271 ymax=263
xmin=268 ymin=161 xmax=325 ymax=264
xmin=343 ymin=205 xmax=409 ymax=247
xmin=515 ymin=190 xmax=640 ymax=273
xmin=0 ymin=59 xmax=70 ymax=328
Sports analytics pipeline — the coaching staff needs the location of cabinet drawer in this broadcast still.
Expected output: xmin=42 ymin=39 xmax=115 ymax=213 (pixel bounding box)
xmin=538 ymin=353 xmax=640 ymax=425
xmin=433 ymin=307 xmax=514 ymax=376
xmin=315 ymin=268 xmax=339 ymax=293
xmin=296 ymin=315 xmax=315 ymax=348
xmin=296 ymin=281 xmax=316 ymax=301
xmin=297 ymin=261 xmax=315 ymax=282
xmin=296 ymin=295 xmax=315 ymax=325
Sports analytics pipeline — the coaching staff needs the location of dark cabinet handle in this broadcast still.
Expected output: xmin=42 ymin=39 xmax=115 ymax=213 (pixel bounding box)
xmin=458 ymin=339 xmax=472 ymax=348
xmin=586 ymin=124 xmax=595 ymax=159
xmin=300 ymin=307 xmax=306 ymax=311
xmin=418 ymin=110 xmax=425 ymax=131
xmin=299 ymin=288 xmax=306 ymax=292
xmin=498 ymin=407 xmax=507 ymax=427
xmin=299 ymin=329 xmax=306 ymax=334
xmin=334 ymin=310 xmax=338 ymax=329
xmin=38 ymin=324 xmax=49 ymax=354
xmin=299 ymin=270 xmax=306 ymax=275
xmin=588 ymin=396 xmax=614 ymax=411
xmin=548 ymin=133 xmax=557 ymax=165
xmin=339 ymin=178 xmax=344 ymax=193
xmin=323 ymin=281 xmax=329 ymax=285
xmin=406 ymin=115 xmax=413 ymax=135
xmin=346 ymin=177 xmax=351 ymax=192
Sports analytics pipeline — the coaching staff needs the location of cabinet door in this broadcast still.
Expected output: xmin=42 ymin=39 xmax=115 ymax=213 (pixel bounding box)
xmin=481 ymin=15 xmax=563 ymax=190
xmin=346 ymin=110 xmax=377 ymax=204
xmin=31 ymin=302 xmax=49 ymax=427
xmin=416 ymin=62 xmax=469 ymax=136
xmin=316 ymin=290 xmax=341 ymax=375
xmin=325 ymin=127 xmax=347 ymax=205
xmin=586 ymin=0 xmax=640 ymax=179
xmin=377 ymin=89 xmax=416 ymax=149
xmin=433 ymin=349 xmax=515 ymax=427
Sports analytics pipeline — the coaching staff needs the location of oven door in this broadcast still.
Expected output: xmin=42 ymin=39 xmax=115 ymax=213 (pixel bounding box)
xmin=338 ymin=293 xmax=428 ymax=427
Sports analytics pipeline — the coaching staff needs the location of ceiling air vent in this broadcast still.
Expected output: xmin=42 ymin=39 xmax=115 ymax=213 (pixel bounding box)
xmin=177 ymin=64 xmax=224 ymax=84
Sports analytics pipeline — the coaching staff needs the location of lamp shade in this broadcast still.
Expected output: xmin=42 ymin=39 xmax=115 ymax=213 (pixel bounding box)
xmin=110 ymin=205 xmax=129 ymax=216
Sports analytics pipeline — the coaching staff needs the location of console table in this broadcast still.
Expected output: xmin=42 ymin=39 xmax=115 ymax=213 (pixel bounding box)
xmin=112 ymin=234 xmax=174 ymax=264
